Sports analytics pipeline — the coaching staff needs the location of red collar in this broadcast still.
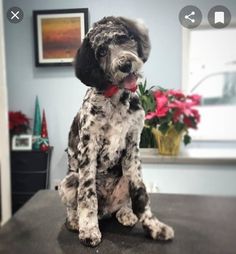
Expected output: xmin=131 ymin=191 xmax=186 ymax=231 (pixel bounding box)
xmin=104 ymin=84 xmax=137 ymax=97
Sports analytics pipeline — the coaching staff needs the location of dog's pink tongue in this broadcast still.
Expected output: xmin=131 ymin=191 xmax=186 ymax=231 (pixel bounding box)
xmin=124 ymin=75 xmax=137 ymax=90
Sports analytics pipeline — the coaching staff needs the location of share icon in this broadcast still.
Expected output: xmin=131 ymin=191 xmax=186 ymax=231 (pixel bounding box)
xmin=185 ymin=11 xmax=195 ymax=23
xmin=179 ymin=5 xmax=202 ymax=29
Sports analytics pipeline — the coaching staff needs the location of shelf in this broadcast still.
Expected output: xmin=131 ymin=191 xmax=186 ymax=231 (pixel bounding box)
xmin=140 ymin=148 xmax=236 ymax=165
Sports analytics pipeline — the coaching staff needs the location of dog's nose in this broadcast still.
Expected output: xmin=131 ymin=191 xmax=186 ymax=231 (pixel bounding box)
xmin=119 ymin=60 xmax=132 ymax=73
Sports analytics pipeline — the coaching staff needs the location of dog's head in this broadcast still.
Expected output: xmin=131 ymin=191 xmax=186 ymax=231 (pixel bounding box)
xmin=75 ymin=16 xmax=151 ymax=91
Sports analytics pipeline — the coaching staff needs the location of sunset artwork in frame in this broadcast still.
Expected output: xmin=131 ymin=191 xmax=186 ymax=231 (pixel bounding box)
xmin=33 ymin=8 xmax=88 ymax=67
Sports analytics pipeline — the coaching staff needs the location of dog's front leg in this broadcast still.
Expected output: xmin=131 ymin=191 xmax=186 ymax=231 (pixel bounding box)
xmin=122 ymin=132 xmax=174 ymax=241
xmin=77 ymin=134 xmax=101 ymax=247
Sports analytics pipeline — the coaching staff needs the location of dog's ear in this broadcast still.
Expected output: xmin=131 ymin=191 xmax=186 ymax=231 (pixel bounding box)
xmin=118 ymin=17 xmax=151 ymax=63
xmin=74 ymin=37 xmax=109 ymax=90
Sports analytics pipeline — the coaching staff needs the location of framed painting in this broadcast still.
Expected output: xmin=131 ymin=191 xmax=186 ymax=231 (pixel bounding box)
xmin=12 ymin=135 xmax=32 ymax=151
xmin=33 ymin=8 xmax=88 ymax=67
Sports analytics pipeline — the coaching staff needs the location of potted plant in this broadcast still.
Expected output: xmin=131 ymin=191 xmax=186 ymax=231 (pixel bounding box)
xmin=138 ymin=81 xmax=201 ymax=155
xmin=9 ymin=111 xmax=31 ymax=146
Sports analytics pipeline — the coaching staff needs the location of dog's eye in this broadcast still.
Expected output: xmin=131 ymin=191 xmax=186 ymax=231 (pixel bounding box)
xmin=116 ymin=35 xmax=129 ymax=44
xmin=97 ymin=46 xmax=108 ymax=58
xmin=129 ymin=35 xmax=135 ymax=40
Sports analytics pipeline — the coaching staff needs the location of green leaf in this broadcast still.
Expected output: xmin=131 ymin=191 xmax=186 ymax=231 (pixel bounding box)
xmin=149 ymin=85 xmax=155 ymax=92
xmin=183 ymin=134 xmax=191 ymax=145
xmin=144 ymin=79 xmax=147 ymax=91
xmin=138 ymin=84 xmax=144 ymax=95
xmin=157 ymin=86 xmax=168 ymax=92
xmin=165 ymin=112 xmax=173 ymax=123
xmin=139 ymin=125 xmax=157 ymax=148
xmin=174 ymin=122 xmax=185 ymax=133
xmin=159 ymin=122 xmax=169 ymax=134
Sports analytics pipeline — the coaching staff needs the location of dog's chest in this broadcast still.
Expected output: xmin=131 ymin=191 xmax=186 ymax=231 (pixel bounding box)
xmin=98 ymin=93 xmax=144 ymax=167
xmin=82 ymin=89 xmax=144 ymax=169
xmin=105 ymin=112 xmax=131 ymax=153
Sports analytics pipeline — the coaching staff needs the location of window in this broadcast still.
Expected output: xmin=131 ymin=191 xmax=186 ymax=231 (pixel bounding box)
xmin=182 ymin=27 xmax=236 ymax=140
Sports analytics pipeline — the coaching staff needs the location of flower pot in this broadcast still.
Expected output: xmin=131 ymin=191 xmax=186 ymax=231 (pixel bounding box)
xmin=152 ymin=126 xmax=182 ymax=156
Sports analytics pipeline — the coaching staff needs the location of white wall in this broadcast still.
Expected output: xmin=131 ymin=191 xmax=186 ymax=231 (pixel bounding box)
xmin=3 ymin=0 xmax=236 ymax=187
xmin=0 ymin=0 xmax=11 ymax=225
xmin=142 ymin=164 xmax=236 ymax=196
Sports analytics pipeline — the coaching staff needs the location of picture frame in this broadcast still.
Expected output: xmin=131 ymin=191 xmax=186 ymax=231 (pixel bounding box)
xmin=33 ymin=8 xmax=88 ymax=67
xmin=12 ymin=135 xmax=32 ymax=151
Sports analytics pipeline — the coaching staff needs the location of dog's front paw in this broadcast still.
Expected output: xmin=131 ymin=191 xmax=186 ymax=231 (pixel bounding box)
xmin=143 ymin=218 xmax=174 ymax=241
xmin=116 ymin=207 xmax=138 ymax=227
xmin=79 ymin=226 xmax=102 ymax=247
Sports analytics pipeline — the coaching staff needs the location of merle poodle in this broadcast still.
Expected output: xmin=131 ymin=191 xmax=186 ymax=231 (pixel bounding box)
xmin=59 ymin=16 xmax=174 ymax=247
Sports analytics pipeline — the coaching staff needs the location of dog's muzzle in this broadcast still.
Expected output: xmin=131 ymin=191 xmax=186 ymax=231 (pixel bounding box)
xmin=119 ymin=60 xmax=132 ymax=73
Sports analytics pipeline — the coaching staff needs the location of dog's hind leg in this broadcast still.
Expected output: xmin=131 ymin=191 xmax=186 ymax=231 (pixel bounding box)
xmin=116 ymin=206 xmax=138 ymax=227
xmin=58 ymin=172 xmax=79 ymax=231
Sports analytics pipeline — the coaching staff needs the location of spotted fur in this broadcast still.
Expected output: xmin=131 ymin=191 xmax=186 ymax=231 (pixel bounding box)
xmin=58 ymin=16 xmax=174 ymax=247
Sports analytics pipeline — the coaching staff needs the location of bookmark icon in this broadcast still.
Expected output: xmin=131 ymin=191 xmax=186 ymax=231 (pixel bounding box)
xmin=214 ymin=11 xmax=225 ymax=24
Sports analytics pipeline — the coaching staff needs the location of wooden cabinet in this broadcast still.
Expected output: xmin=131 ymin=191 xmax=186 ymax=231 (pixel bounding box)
xmin=10 ymin=148 xmax=52 ymax=213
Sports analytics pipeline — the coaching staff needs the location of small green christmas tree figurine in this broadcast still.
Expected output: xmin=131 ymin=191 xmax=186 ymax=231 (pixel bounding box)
xmin=32 ymin=96 xmax=41 ymax=150
xmin=40 ymin=109 xmax=49 ymax=151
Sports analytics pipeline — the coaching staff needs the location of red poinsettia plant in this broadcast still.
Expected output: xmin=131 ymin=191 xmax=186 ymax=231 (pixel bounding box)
xmin=9 ymin=111 xmax=31 ymax=135
xmin=143 ymin=86 xmax=201 ymax=145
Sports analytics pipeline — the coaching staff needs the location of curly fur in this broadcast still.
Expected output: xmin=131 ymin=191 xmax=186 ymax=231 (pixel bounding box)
xmin=59 ymin=16 xmax=174 ymax=247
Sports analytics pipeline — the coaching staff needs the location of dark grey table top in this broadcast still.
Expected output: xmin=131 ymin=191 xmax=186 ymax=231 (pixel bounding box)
xmin=0 ymin=190 xmax=236 ymax=254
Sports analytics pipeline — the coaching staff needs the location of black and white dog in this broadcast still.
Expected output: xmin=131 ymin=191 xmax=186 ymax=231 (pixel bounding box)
xmin=59 ymin=16 xmax=174 ymax=247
